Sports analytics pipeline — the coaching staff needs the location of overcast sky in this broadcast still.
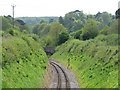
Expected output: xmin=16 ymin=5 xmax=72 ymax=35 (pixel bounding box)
xmin=0 ymin=0 xmax=119 ymax=17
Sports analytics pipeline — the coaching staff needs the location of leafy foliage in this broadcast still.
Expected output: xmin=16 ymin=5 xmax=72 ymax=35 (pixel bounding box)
xmin=58 ymin=32 xmax=69 ymax=45
xmin=17 ymin=17 xmax=58 ymax=25
xmin=2 ymin=16 xmax=48 ymax=88
xmin=2 ymin=16 xmax=12 ymax=31
xmin=2 ymin=33 xmax=48 ymax=88
xmin=59 ymin=10 xmax=86 ymax=33
xmin=2 ymin=16 xmax=29 ymax=33
xmin=109 ymin=19 xmax=119 ymax=34
xmin=51 ymin=34 xmax=118 ymax=88
xmin=74 ymin=30 xmax=82 ymax=39
xmin=32 ymin=22 xmax=67 ymax=47
xmin=115 ymin=8 xmax=120 ymax=19
xmin=99 ymin=25 xmax=110 ymax=35
xmin=82 ymin=19 xmax=99 ymax=40
xmin=1 ymin=9 xmax=119 ymax=88
xmin=59 ymin=16 xmax=64 ymax=25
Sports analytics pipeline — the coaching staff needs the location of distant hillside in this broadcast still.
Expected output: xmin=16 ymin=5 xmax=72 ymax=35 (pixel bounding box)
xmin=17 ymin=17 xmax=59 ymax=25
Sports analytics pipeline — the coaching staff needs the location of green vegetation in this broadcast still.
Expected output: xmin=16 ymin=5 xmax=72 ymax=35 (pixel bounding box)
xmin=59 ymin=10 xmax=114 ymax=33
xmin=1 ymin=8 xmax=119 ymax=88
xmin=17 ymin=17 xmax=58 ymax=25
xmin=82 ymin=19 xmax=99 ymax=40
xmin=0 ymin=16 xmax=2 ymax=90
xmin=0 ymin=39 xmax=1 ymax=89
xmin=2 ymin=32 xmax=48 ymax=88
xmin=115 ymin=8 xmax=120 ymax=19
xmin=32 ymin=22 xmax=68 ymax=47
xmin=51 ymin=34 xmax=118 ymax=88
xmin=2 ymin=16 xmax=48 ymax=88
xmin=57 ymin=32 xmax=69 ymax=45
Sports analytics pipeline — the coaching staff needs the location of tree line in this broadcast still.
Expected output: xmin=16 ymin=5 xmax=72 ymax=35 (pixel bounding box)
xmin=2 ymin=8 xmax=120 ymax=47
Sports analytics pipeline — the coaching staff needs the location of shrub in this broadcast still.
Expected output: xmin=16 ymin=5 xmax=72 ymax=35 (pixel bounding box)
xmin=74 ymin=30 xmax=82 ymax=39
xmin=58 ymin=32 xmax=69 ymax=45
xmin=82 ymin=19 xmax=99 ymax=40
xmin=31 ymin=34 xmax=39 ymax=41
xmin=99 ymin=25 xmax=110 ymax=35
xmin=8 ymin=29 xmax=18 ymax=36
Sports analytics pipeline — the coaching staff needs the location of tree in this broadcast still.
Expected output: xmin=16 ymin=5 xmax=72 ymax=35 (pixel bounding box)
xmin=49 ymin=18 xmax=54 ymax=23
xmin=82 ymin=19 xmax=99 ymax=40
xmin=32 ymin=23 xmax=49 ymax=36
xmin=2 ymin=16 xmax=12 ymax=31
xmin=16 ymin=19 xmax=25 ymax=25
xmin=109 ymin=20 xmax=119 ymax=34
xmin=95 ymin=12 xmax=113 ymax=29
xmin=74 ymin=30 xmax=82 ymax=39
xmin=59 ymin=16 xmax=64 ymax=25
xmin=15 ymin=19 xmax=29 ymax=32
xmin=32 ymin=25 xmax=40 ymax=34
xmin=63 ymin=10 xmax=86 ymax=33
xmin=101 ymin=12 xmax=111 ymax=26
xmin=40 ymin=20 xmax=46 ymax=24
xmin=99 ymin=25 xmax=110 ymax=35
xmin=49 ymin=23 xmax=67 ymax=45
xmin=115 ymin=8 xmax=120 ymax=19
xmin=58 ymin=32 xmax=69 ymax=45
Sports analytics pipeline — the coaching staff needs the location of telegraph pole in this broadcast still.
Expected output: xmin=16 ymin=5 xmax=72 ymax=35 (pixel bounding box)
xmin=11 ymin=5 xmax=16 ymax=28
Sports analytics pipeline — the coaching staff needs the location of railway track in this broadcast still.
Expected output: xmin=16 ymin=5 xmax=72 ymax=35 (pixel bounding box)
xmin=50 ymin=61 xmax=70 ymax=89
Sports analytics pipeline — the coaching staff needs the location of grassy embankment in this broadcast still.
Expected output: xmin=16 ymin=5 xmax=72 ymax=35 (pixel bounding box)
xmin=51 ymin=34 xmax=119 ymax=88
xmin=2 ymin=31 xmax=48 ymax=88
xmin=0 ymin=36 xmax=2 ymax=89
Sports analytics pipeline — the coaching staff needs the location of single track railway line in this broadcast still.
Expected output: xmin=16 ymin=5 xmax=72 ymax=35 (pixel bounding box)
xmin=50 ymin=61 xmax=70 ymax=89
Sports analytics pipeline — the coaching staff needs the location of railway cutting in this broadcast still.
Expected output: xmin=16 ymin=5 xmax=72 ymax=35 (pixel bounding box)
xmin=49 ymin=59 xmax=79 ymax=89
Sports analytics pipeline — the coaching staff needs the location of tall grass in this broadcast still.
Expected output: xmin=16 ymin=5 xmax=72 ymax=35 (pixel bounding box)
xmin=2 ymin=33 xmax=48 ymax=88
xmin=51 ymin=34 xmax=118 ymax=88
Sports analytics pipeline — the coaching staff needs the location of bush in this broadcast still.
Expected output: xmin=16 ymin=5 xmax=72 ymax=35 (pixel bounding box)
xmin=2 ymin=34 xmax=48 ymax=88
xmin=74 ymin=30 xmax=82 ymax=39
xmin=95 ymin=34 xmax=118 ymax=46
xmin=8 ymin=29 xmax=18 ymax=36
xmin=31 ymin=34 xmax=39 ymax=41
xmin=58 ymin=32 xmax=69 ymax=45
xmin=99 ymin=25 xmax=110 ymax=35
xmin=82 ymin=19 xmax=99 ymax=40
xmin=0 ymin=30 xmax=3 ymax=36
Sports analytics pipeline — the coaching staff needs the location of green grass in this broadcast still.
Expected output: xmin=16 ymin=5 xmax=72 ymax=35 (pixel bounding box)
xmin=0 ymin=68 xmax=2 ymax=89
xmin=0 ymin=34 xmax=2 ymax=89
xmin=2 ymin=32 xmax=48 ymax=88
xmin=51 ymin=34 xmax=118 ymax=88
